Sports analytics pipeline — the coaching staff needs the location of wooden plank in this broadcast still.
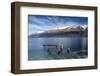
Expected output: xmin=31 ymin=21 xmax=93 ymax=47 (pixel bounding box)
xmin=43 ymin=44 xmax=58 ymax=48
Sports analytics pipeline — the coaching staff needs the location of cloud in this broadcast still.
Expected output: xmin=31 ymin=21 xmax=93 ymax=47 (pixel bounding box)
xmin=28 ymin=15 xmax=88 ymax=35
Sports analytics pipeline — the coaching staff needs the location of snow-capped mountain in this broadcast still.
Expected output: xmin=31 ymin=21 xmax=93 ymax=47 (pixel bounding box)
xmin=29 ymin=25 xmax=88 ymax=37
xmin=46 ymin=25 xmax=87 ymax=33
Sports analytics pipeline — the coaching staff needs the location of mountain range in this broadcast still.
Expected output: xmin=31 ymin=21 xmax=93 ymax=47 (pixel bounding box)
xmin=29 ymin=25 xmax=88 ymax=37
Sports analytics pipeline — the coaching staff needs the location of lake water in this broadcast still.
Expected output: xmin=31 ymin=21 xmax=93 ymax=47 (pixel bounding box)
xmin=28 ymin=37 xmax=88 ymax=60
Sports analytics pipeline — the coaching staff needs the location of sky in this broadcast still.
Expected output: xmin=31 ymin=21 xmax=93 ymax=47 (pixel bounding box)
xmin=28 ymin=15 xmax=88 ymax=35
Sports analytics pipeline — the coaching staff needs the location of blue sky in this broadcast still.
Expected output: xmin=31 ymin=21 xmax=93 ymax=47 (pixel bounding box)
xmin=28 ymin=15 xmax=88 ymax=35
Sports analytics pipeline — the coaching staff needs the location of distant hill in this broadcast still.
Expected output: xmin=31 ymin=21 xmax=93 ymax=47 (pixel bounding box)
xmin=29 ymin=25 xmax=88 ymax=37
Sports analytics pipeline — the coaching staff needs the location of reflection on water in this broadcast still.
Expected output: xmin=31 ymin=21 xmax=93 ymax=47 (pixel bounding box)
xmin=28 ymin=37 xmax=88 ymax=60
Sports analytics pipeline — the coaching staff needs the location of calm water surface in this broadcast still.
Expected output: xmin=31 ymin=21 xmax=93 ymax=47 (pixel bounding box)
xmin=28 ymin=37 xmax=88 ymax=60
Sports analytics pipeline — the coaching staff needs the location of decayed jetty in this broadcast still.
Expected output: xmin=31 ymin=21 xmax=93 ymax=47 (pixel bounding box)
xmin=43 ymin=44 xmax=71 ymax=54
xmin=43 ymin=44 xmax=65 ymax=54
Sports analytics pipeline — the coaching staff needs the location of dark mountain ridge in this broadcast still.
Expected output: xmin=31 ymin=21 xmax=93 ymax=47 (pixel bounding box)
xmin=29 ymin=26 xmax=88 ymax=37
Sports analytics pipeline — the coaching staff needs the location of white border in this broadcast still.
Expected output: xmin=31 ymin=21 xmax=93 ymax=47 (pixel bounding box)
xmin=20 ymin=6 xmax=95 ymax=70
